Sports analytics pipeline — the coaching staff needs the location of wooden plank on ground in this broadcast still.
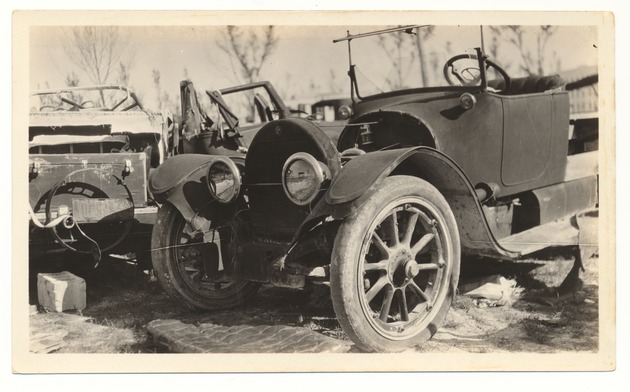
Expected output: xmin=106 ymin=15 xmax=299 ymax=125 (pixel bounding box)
xmin=499 ymin=219 xmax=579 ymax=256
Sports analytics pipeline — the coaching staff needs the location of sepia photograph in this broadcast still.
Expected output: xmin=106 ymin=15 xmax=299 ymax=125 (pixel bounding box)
xmin=12 ymin=9 xmax=615 ymax=373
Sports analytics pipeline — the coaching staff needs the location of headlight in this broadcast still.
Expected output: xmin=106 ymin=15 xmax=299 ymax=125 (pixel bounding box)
xmin=282 ymin=153 xmax=330 ymax=206
xmin=338 ymin=105 xmax=353 ymax=120
xmin=206 ymin=157 xmax=241 ymax=204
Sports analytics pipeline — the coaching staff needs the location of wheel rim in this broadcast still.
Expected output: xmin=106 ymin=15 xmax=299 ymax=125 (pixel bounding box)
xmin=357 ymin=196 xmax=453 ymax=340
xmin=170 ymin=215 xmax=247 ymax=299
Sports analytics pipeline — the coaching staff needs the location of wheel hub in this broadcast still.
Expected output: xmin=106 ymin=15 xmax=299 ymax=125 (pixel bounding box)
xmin=403 ymin=259 xmax=420 ymax=279
xmin=389 ymin=248 xmax=416 ymax=287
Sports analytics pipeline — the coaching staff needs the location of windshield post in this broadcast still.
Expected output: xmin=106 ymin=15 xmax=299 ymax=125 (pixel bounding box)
xmin=345 ymin=31 xmax=353 ymax=68
xmin=344 ymin=36 xmax=362 ymax=102
xmin=340 ymin=31 xmax=358 ymax=104
xmin=477 ymin=26 xmax=489 ymax=92
xmin=475 ymin=47 xmax=489 ymax=92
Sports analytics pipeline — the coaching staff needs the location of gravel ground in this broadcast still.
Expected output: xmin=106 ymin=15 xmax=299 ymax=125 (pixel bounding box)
xmin=28 ymin=216 xmax=601 ymax=354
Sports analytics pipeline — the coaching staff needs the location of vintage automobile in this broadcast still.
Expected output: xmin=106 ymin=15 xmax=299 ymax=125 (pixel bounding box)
xmin=28 ymin=85 xmax=172 ymax=266
xmin=174 ymin=79 xmax=290 ymax=156
xmin=311 ymin=96 xmax=354 ymax=122
xmin=148 ymin=25 xmax=598 ymax=352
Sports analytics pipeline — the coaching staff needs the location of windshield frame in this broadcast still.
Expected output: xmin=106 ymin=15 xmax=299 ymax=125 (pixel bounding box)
xmin=31 ymin=85 xmax=143 ymax=112
xmin=333 ymin=25 xmax=490 ymax=102
xmin=205 ymin=81 xmax=291 ymax=137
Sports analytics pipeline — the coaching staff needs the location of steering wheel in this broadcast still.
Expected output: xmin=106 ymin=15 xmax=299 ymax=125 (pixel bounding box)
xmin=43 ymin=169 xmax=135 ymax=265
xmin=443 ymin=54 xmax=511 ymax=92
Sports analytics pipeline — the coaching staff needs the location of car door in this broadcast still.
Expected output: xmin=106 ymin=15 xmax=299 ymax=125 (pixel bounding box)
xmin=500 ymin=93 xmax=554 ymax=186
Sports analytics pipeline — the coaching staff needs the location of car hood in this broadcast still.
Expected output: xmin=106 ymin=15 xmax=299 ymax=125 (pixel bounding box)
xmin=352 ymin=87 xmax=473 ymax=117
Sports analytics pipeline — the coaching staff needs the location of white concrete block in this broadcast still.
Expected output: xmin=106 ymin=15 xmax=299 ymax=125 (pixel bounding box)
xmin=37 ymin=271 xmax=86 ymax=312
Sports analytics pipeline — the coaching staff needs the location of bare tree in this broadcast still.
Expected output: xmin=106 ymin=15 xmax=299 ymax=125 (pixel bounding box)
xmin=65 ymin=72 xmax=80 ymax=88
xmin=375 ymin=27 xmax=440 ymax=89
xmin=376 ymin=30 xmax=417 ymax=90
xmin=152 ymin=69 xmax=177 ymax=114
xmin=216 ymin=26 xmax=279 ymax=84
xmin=308 ymin=78 xmax=322 ymax=97
xmin=63 ymin=72 xmax=85 ymax=105
xmin=328 ymin=68 xmax=343 ymax=94
xmin=487 ymin=33 xmax=499 ymax=60
xmin=36 ymin=81 xmax=54 ymax=110
xmin=490 ymin=25 xmax=557 ymax=76
xmin=413 ymin=26 xmax=435 ymax=87
xmin=117 ymin=62 xmax=131 ymax=86
xmin=274 ymin=72 xmax=294 ymax=100
xmin=63 ymin=27 xmax=132 ymax=105
xmin=215 ymin=26 xmax=279 ymax=119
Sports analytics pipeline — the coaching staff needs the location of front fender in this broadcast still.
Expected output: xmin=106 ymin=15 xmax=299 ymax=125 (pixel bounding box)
xmin=298 ymin=147 xmax=519 ymax=259
xmin=149 ymin=154 xmax=243 ymax=224
xmin=149 ymin=154 xmax=214 ymax=200
xmin=325 ymin=147 xmax=420 ymax=205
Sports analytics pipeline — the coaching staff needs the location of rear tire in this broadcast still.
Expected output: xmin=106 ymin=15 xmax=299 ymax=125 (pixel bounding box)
xmin=151 ymin=203 xmax=260 ymax=310
xmin=331 ymin=176 xmax=460 ymax=352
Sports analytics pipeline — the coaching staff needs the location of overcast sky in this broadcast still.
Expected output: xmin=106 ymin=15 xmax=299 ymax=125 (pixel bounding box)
xmin=30 ymin=25 xmax=598 ymax=111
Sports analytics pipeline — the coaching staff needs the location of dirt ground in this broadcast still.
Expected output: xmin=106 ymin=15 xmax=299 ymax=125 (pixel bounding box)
xmin=28 ymin=215 xmax=600 ymax=354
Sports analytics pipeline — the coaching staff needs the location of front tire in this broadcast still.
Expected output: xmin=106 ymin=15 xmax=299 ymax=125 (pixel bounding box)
xmin=331 ymin=176 xmax=460 ymax=352
xmin=151 ymin=203 xmax=260 ymax=310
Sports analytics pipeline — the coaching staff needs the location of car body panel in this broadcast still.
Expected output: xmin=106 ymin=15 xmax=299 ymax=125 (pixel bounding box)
xmin=29 ymin=152 xmax=148 ymax=212
xmin=340 ymin=88 xmax=570 ymax=199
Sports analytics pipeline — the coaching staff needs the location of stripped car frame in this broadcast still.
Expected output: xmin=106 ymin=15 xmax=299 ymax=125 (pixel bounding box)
xmin=28 ymin=85 xmax=171 ymax=265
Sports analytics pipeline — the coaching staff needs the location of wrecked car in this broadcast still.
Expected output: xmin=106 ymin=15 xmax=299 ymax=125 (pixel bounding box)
xmin=28 ymin=85 xmax=172 ymax=266
xmin=175 ymin=79 xmax=290 ymax=156
xmin=27 ymin=80 xmax=292 ymax=268
xmin=148 ymin=25 xmax=599 ymax=352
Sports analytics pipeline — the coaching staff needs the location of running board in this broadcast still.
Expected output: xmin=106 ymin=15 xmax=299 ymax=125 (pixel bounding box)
xmin=498 ymin=217 xmax=579 ymax=256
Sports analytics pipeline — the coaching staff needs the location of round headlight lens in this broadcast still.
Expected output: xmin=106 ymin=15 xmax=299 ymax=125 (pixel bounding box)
xmin=206 ymin=157 xmax=241 ymax=204
xmin=282 ymin=153 xmax=329 ymax=206
xmin=338 ymin=105 xmax=353 ymax=120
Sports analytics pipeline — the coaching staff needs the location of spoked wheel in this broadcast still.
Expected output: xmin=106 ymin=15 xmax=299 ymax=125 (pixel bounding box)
xmin=331 ymin=176 xmax=460 ymax=352
xmin=151 ymin=203 xmax=260 ymax=310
